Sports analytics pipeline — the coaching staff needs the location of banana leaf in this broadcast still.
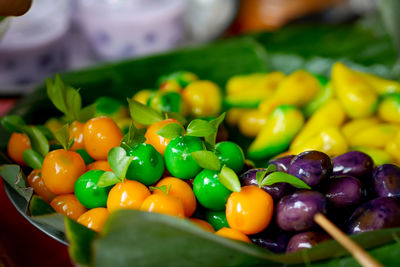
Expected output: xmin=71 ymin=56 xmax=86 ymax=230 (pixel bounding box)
xmin=1 ymin=22 xmax=400 ymax=266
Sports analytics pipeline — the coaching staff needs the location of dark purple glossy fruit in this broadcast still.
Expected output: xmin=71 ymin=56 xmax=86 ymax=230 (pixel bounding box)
xmin=251 ymin=231 xmax=291 ymax=253
xmin=286 ymin=232 xmax=331 ymax=253
xmin=276 ymin=190 xmax=326 ymax=232
xmin=373 ymin=164 xmax=400 ymax=198
xmin=268 ymin=155 xmax=295 ymax=172
xmin=240 ymin=168 xmax=292 ymax=200
xmin=347 ymin=197 xmax=400 ymax=234
xmin=325 ymin=176 xmax=363 ymax=208
xmin=332 ymin=151 xmax=373 ymax=180
xmin=287 ymin=151 xmax=332 ymax=187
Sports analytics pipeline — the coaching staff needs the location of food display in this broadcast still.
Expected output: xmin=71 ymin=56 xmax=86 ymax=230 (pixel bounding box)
xmin=1 ymin=62 xmax=400 ymax=265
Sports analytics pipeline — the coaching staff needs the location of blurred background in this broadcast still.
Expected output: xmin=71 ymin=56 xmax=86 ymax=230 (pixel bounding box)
xmin=0 ymin=0 xmax=377 ymax=96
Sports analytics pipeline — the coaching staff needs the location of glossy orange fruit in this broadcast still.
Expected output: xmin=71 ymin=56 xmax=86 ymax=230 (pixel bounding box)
xmin=226 ymin=185 xmax=273 ymax=235
xmin=107 ymin=180 xmax=151 ymax=213
xmin=145 ymin=118 xmax=182 ymax=155
xmin=189 ymin=218 xmax=214 ymax=232
xmin=77 ymin=207 xmax=109 ymax=232
xmin=87 ymin=160 xmax=112 ymax=172
xmin=215 ymin=227 xmax=251 ymax=243
xmin=69 ymin=121 xmax=85 ymax=150
xmin=83 ymin=116 xmax=123 ymax=160
xmin=154 ymin=177 xmax=196 ymax=217
xmin=27 ymin=169 xmax=56 ymax=203
xmin=41 ymin=149 xmax=86 ymax=194
xmin=7 ymin=132 xmax=31 ymax=166
xmin=50 ymin=194 xmax=87 ymax=220
xmin=140 ymin=194 xmax=185 ymax=218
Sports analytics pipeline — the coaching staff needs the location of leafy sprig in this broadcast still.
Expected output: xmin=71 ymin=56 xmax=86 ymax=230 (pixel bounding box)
xmin=255 ymin=165 xmax=311 ymax=189
xmin=97 ymin=147 xmax=134 ymax=187
xmin=54 ymin=124 xmax=74 ymax=151
xmin=120 ymin=123 xmax=146 ymax=151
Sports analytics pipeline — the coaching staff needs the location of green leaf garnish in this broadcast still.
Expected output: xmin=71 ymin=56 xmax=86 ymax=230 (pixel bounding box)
xmin=78 ymin=103 xmax=97 ymax=122
xmin=22 ymin=149 xmax=43 ymax=170
xmin=36 ymin=125 xmax=54 ymax=140
xmin=120 ymin=123 xmax=146 ymax=151
xmin=1 ymin=115 xmax=26 ymax=133
xmin=127 ymin=98 xmax=163 ymax=126
xmin=204 ymin=113 xmax=226 ymax=146
xmin=149 ymin=185 xmax=171 ymax=195
xmin=255 ymin=164 xmax=277 ymax=187
xmin=164 ymin=112 xmax=187 ymax=126
xmin=54 ymin=124 xmax=74 ymax=151
xmin=47 ymin=75 xmax=83 ymax=122
xmin=107 ymin=147 xmax=133 ymax=180
xmin=260 ymin=172 xmax=311 ymax=189
xmin=218 ymin=165 xmax=241 ymax=192
xmin=186 ymin=119 xmax=216 ymax=138
xmin=191 ymin=150 xmax=221 ymax=171
xmin=156 ymin=123 xmax=184 ymax=139
xmin=97 ymin=171 xmax=121 ymax=187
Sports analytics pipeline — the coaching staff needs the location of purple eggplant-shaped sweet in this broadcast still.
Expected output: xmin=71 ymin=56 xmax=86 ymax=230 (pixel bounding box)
xmin=325 ymin=175 xmax=363 ymax=208
xmin=332 ymin=151 xmax=374 ymax=180
xmin=287 ymin=151 xmax=332 ymax=187
xmin=286 ymin=231 xmax=331 ymax=253
xmin=250 ymin=230 xmax=291 ymax=254
xmin=347 ymin=197 xmax=400 ymax=234
xmin=276 ymin=190 xmax=326 ymax=232
xmin=268 ymin=155 xmax=295 ymax=172
xmin=373 ymin=164 xmax=400 ymax=198
xmin=240 ymin=168 xmax=292 ymax=200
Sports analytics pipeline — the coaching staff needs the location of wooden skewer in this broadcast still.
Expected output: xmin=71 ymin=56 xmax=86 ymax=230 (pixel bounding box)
xmin=314 ymin=213 xmax=383 ymax=267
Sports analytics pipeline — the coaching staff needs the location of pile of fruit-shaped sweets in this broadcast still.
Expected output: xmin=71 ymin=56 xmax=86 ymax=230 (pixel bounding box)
xmin=225 ymin=62 xmax=400 ymax=165
xmin=3 ymin=75 xmax=400 ymax=254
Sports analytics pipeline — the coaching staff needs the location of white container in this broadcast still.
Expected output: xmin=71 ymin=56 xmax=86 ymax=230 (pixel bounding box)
xmin=0 ymin=0 xmax=71 ymax=93
xmin=76 ymin=0 xmax=186 ymax=60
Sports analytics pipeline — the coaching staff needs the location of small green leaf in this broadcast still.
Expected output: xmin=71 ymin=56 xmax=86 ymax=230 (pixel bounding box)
xmin=265 ymin=164 xmax=277 ymax=173
xmin=54 ymin=124 xmax=70 ymax=151
xmin=47 ymin=76 xmax=68 ymax=116
xmin=22 ymin=125 xmax=49 ymax=157
xmin=0 ymin=115 xmax=26 ymax=133
xmin=36 ymin=125 xmax=54 ymax=140
xmin=260 ymin=172 xmax=311 ymax=189
xmin=128 ymin=98 xmax=163 ymax=126
xmin=66 ymin=86 xmax=82 ymax=121
xmin=186 ymin=119 xmax=216 ymax=138
xmin=79 ymin=103 xmax=97 ymax=122
xmin=205 ymin=112 xmax=226 ymax=146
xmin=107 ymin=147 xmax=133 ymax=179
xmin=164 ymin=112 xmax=187 ymax=126
xmin=120 ymin=123 xmax=146 ymax=151
xmin=97 ymin=171 xmax=121 ymax=187
xmin=29 ymin=195 xmax=55 ymax=216
xmin=0 ymin=165 xmax=33 ymax=201
xmin=218 ymin=165 xmax=241 ymax=192
xmin=156 ymin=123 xmax=184 ymax=139
xmin=22 ymin=149 xmax=43 ymax=170
xmin=191 ymin=150 xmax=221 ymax=171
xmin=256 ymin=170 xmax=268 ymax=186
xmin=149 ymin=185 xmax=170 ymax=195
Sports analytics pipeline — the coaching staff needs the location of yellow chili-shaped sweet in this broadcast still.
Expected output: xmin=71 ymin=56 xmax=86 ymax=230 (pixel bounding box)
xmin=356 ymin=71 xmax=400 ymax=95
xmin=385 ymin=131 xmax=400 ymax=164
xmin=226 ymin=108 xmax=249 ymax=126
xmin=247 ymin=105 xmax=304 ymax=160
xmin=291 ymin=99 xmax=346 ymax=150
xmin=341 ymin=117 xmax=380 ymax=142
xmin=332 ymin=62 xmax=378 ymax=118
xmin=303 ymin=81 xmax=335 ymax=117
xmin=352 ymin=147 xmax=393 ymax=166
xmin=291 ymin=126 xmax=348 ymax=157
xmin=133 ymin=89 xmax=152 ymax=105
xmin=349 ymin=123 xmax=400 ymax=149
xmin=237 ymin=109 xmax=268 ymax=138
xmin=258 ymin=70 xmax=320 ymax=114
xmin=378 ymin=93 xmax=400 ymax=123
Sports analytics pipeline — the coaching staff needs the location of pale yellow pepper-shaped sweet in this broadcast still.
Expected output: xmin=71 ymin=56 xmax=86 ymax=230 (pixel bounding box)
xmin=356 ymin=71 xmax=400 ymax=95
xmin=237 ymin=109 xmax=268 ymax=138
xmin=258 ymin=70 xmax=320 ymax=114
xmin=332 ymin=62 xmax=378 ymax=118
xmin=290 ymin=99 xmax=346 ymax=150
xmin=291 ymin=126 xmax=348 ymax=157
xmin=133 ymin=89 xmax=152 ymax=105
xmin=341 ymin=117 xmax=380 ymax=142
xmin=352 ymin=147 xmax=393 ymax=166
xmin=378 ymin=93 xmax=400 ymax=123
xmin=385 ymin=131 xmax=400 ymax=164
xmin=226 ymin=108 xmax=249 ymax=126
xmin=349 ymin=123 xmax=400 ymax=149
